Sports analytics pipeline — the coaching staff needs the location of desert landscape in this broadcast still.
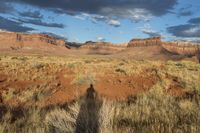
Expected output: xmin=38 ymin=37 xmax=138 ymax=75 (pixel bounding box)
xmin=0 ymin=31 xmax=199 ymax=133
xmin=0 ymin=0 xmax=200 ymax=132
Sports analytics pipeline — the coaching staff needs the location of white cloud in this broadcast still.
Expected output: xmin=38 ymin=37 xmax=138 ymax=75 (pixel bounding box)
xmin=97 ymin=37 xmax=105 ymax=42
xmin=172 ymin=36 xmax=200 ymax=43
xmin=140 ymin=24 xmax=161 ymax=37
xmin=107 ymin=19 xmax=121 ymax=27
xmin=100 ymin=8 xmax=152 ymax=22
xmin=0 ymin=29 xmax=7 ymax=32
xmin=183 ymin=27 xmax=200 ymax=34
xmin=74 ymin=15 xmax=86 ymax=20
xmin=127 ymin=9 xmax=153 ymax=22
xmin=73 ymin=13 xmax=121 ymax=27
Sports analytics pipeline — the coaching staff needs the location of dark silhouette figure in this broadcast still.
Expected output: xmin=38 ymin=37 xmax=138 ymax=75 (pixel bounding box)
xmin=86 ymin=84 xmax=96 ymax=99
xmin=0 ymin=93 xmax=3 ymax=103
xmin=196 ymin=53 xmax=200 ymax=63
xmin=75 ymin=84 xmax=102 ymax=133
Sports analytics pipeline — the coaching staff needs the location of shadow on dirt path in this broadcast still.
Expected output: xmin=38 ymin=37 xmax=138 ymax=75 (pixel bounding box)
xmin=75 ymin=84 xmax=102 ymax=133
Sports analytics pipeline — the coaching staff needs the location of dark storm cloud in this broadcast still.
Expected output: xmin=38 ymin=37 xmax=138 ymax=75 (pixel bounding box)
xmin=0 ymin=16 xmax=34 ymax=32
xmin=41 ymin=32 xmax=67 ymax=40
xmin=5 ymin=0 xmax=177 ymax=21
xmin=18 ymin=11 xmax=43 ymax=19
xmin=0 ymin=1 xmax=14 ymax=13
xmin=177 ymin=6 xmax=193 ymax=17
xmin=141 ymin=25 xmax=161 ymax=37
xmin=188 ymin=17 xmax=200 ymax=24
xmin=16 ymin=18 xmax=65 ymax=28
xmin=167 ymin=24 xmax=200 ymax=37
xmin=178 ymin=11 xmax=193 ymax=17
xmin=142 ymin=30 xmax=161 ymax=37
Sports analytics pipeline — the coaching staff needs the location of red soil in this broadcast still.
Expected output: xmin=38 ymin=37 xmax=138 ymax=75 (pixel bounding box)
xmin=0 ymin=66 xmax=197 ymax=108
xmin=36 ymin=68 xmax=160 ymax=107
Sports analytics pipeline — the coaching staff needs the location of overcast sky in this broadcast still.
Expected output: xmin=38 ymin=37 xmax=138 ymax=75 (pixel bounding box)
xmin=0 ymin=0 xmax=200 ymax=43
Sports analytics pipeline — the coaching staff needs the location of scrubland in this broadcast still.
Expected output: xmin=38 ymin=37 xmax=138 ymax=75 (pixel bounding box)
xmin=0 ymin=55 xmax=200 ymax=133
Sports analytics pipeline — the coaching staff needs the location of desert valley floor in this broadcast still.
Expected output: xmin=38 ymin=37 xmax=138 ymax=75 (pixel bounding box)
xmin=0 ymin=31 xmax=200 ymax=133
xmin=0 ymin=52 xmax=200 ymax=132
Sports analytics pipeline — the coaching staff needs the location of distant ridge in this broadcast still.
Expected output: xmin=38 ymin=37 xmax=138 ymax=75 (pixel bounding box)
xmin=0 ymin=31 xmax=69 ymax=51
xmin=127 ymin=36 xmax=200 ymax=57
xmin=0 ymin=31 xmax=199 ymax=62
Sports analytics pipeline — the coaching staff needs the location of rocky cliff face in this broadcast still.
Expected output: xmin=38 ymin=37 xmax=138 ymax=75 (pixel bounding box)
xmin=162 ymin=42 xmax=200 ymax=56
xmin=0 ymin=31 xmax=68 ymax=51
xmin=127 ymin=37 xmax=161 ymax=47
xmin=127 ymin=36 xmax=200 ymax=57
xmin=80 ymin=42 xmax=126 ymax=51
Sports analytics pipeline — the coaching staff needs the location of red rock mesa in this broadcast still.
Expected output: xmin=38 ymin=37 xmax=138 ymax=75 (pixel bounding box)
xmin=162 ymin=42 xmax=200 ymax=56
xmin=0 ymin=31 xmax=68 ymax=51
xmin=127 ymin=37 xmax=161 ymax=47
xmin=80 ymin=41 xmax=127 ymax=52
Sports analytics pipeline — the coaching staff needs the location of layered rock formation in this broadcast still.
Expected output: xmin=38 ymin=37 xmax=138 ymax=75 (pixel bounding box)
xmin=80 ymin=41 xmax=126 ymax=53
xmin=127 ymin=37 xmax=161 ymax=47
xmin=127 ymin=36 xmax=200 ymax=62
xmin=0 ymin=31 xmax=68 ymax=51
xmin=162 ymin=42 xmax=200 ymax=56
xmin=128 ymin=36 xmax=200 ymax=56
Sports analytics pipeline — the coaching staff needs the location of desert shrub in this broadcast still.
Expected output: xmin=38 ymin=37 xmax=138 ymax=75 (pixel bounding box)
xmin=67 ymin=63 xmax=76 ymax=69
xmin=0 ymin=107 xmax=48 ymax=133
xmin=32 ymin=63 xmax=45 ymax=69
xmin=0 ymin=124 xmax=6 ymax=133
xmin=118 ymin=62 xmax=125 ymax=66
xmin=45 ymin=102 xmax=79 ymax=133
xmin=2 ymin=88 xmax=16 ymax=102
xmin=18 ymin=90 xmax=35 ymax=103
xmin=20 ymin=108 xmax=47 ymax=133
xmin=11 ymin=56 xmax=28 ymax=61
xmin=84 ymin=60 xmax=92 ymax=64
xmin=113 ymin=82 xmax=200 ymax=133
xmin=115 ymin=68 xmax=127 ymax=75
xmin=72 ymin=73 xmax=96 ymax=86
xmin=99 ymin=99 xmax=118 ymax=133
xmin=165 ymin=61 xmax=200 ymax=91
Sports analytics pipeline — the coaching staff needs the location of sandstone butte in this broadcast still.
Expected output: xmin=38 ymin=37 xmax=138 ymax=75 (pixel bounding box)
xmin=162 ymin=42 xmax=200 ymax=56
xmin=0 ymin=31 xmax=69 ymax=51
xmin=127 ymin=36 xmax=162 ymax=47
xmin=127 ymin=36 xmax=200 ymax=57
xmin=80 ymin=41 xmax=127 ymax=52
xmin=0 ymin=31 xmax=200 ymax=61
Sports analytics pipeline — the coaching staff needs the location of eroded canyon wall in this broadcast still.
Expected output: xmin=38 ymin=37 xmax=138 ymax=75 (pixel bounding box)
xmin=0 ymin=31 xmax=67 ymax=51
xmin=80 ymin=42 xmax=127 ymax=52
xmin=127 ymin=37 xmax=161 ymax=47
xmin=127 ymin=36 xmax=200 ymax=56
xmin=162 ymin=42 xmax=200 ymax=56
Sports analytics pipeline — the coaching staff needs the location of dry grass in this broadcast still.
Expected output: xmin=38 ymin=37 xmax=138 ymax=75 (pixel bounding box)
xmin=0 ymin=55 xmax=200 ymax=132
xmin=114 ymin=84 xmax=200 ymax=132
xmin=45 ymin=102 xmax=79 ymax=133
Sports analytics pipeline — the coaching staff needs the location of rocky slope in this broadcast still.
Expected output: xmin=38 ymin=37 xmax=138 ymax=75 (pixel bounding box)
xmin=0 ymin=31 xmax=199 ymax=61
xmin=0 ymin=31 xmax=69 ymax=51
xmin=162 ymin=42 xmax=200 ymax=56
xmin=79 ymin=41 xmax=127 ymax=54
xmin=127 ymin=37 xmax=161 ymax=47
xmin=127 ymin=36 xmax=200 ymax=58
